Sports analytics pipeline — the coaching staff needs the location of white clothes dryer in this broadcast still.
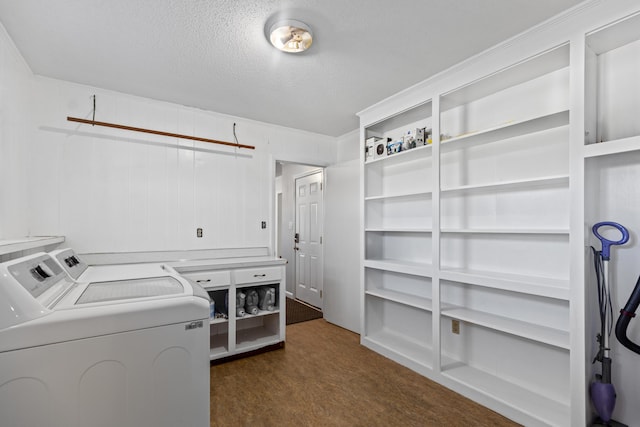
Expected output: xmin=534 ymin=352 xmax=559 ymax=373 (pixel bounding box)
xmin=0 ymin=252 xmax=210 ymax=427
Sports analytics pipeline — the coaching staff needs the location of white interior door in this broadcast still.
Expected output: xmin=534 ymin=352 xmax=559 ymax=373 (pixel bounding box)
xmin=295 ymin=171 xmax=323 ymax=309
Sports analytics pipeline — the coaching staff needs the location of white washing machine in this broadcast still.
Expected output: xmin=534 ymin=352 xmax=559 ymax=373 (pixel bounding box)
xmin=0 ymin=252 xmax=210 ymax=427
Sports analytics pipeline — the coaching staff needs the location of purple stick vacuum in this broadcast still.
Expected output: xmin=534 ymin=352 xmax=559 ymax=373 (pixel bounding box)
xmin=590 ymin=222 xmax=629 ymax=426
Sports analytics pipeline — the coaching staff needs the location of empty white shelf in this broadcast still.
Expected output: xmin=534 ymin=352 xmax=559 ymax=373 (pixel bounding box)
xmin=441 ymin=174 xmax=569 ymax=195
xmin=364 ymin=259 xmax=433 ymax=277
xmin=442 ymin=364 xmax=570 ymax=427
xmin=236 ymin=327 xmax=280 ymax=351
xmin=365 ymin=190 xmax=432 ymax=201
xmin=441 ymin=110 xmax=569 ymax=152
xmin=440 ymin=268 xmax=569 ymax=300
xmin=366 ymin=228 xmax=433 ymax=233
xmin=365 ymin=288 xmax=433 ymax=311
xmin=209 ymin=333 xmax=229 ymax=358
xmin=363 ymin=329 xmax=433 ymax=368
xmin=441 ymin=306 xmax=570 ymax=349
xmin=440 ymin=228 xmax=569 ymax=235
xmin=584 ymin=135 xmax=640 ymax=158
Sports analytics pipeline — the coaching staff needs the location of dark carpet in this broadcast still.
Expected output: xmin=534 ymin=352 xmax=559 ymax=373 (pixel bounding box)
xmin=285 ymin=298 xmax=323 ymax=325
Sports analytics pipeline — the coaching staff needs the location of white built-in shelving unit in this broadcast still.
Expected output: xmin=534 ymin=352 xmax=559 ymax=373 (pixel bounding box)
xmin=359 ymin=4 xmax=640 ymax=425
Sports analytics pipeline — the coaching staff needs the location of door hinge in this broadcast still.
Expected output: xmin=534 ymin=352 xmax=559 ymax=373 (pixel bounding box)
xmin=320 ymin=182 xmax=323 ymax=191
xmin=320 ymin=290 xmax=323 ymax=298
xmin=320 ymin=236 xmax=322 ymax=244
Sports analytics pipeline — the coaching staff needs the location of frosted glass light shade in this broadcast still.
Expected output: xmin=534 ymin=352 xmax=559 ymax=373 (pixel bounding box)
xmin=269 ymin=20 xmax=313 ymax=53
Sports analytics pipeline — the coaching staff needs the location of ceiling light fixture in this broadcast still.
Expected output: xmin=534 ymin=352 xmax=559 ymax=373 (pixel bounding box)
xmin=268 ymin=19 xmax=313 ymax=53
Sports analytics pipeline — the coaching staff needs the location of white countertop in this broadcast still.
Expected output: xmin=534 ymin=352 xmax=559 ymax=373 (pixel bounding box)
xmin=0 ymin=236 xmax=65 ymax=256
xmin=168 ymin=256 xmax=286 ymax=273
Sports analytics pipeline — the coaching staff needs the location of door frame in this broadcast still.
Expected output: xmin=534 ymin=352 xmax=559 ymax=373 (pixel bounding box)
xmin=270 ymin=157 xmax=326 ymax=300
xmin=293 ymin=168 xmax=325 ymax=307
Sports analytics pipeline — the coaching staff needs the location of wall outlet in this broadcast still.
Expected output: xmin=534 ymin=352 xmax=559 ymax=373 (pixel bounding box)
xmin=261 ymin=221 xmax=267 ymax=229
xmin=196 ymin=228 xmax=203 ymax=238
xmin=452 ymin=319 xmax=460 ymax=335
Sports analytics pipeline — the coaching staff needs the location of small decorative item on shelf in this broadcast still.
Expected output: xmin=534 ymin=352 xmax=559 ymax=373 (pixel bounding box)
xmin=416 ymin=127 xmax=433 ymax=145
xmin=402 ymin=130 xmax=415 ymax=150
xmin=236 ymin=291 xmax=246 ymax=317
xmin=415 ymin=127 xmax=425 ymax=145
xmin=209 ymin=299 xmax=215 ymax=319
xmin=374 ymin=137 xmax=391 ymax=160
xmin=245 ymin=288 xmax=260 ymax=315
xmin=258 ymin=287 xmax=276 ymax=311
xmin=387 ymin=139 xmax=402 ymax=155
xmin=365 ymin=136 xmax=381 ymax=162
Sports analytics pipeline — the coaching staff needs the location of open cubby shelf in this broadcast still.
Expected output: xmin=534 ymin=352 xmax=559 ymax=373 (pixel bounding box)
xmin=440 ymin=174 xmax=569 ymax=195
xmin=442 ymin=363 xmax=570 ymax=427
xmin=441 ymin=306 xmax=569 ymax=349
xmin=365 ymin=289 xmax=433 ymax=311
xmin=441 ymin=110 xmax=569 ymax=151
xmin=362 ymin=331 xmax=433 ymax=369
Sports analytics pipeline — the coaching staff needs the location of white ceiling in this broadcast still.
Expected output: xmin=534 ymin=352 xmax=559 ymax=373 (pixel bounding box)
xmin=0 ymin=0 xmax=585 ymax=137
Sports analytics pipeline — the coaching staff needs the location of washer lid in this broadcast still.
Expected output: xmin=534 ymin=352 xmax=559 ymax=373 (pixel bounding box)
xmin=75 ymin=276 xmax=184 ymax=305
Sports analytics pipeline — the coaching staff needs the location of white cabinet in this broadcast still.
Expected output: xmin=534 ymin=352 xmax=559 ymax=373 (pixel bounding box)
xmin=177 ymin=259 xmax=286 ymax=361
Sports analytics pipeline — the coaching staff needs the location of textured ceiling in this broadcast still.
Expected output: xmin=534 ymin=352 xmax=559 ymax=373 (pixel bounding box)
xmin=0 ymin=0 xmax=585 ymax=137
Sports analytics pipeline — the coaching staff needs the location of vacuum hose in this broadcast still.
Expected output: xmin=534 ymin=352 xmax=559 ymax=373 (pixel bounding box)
xmin=615 ymin=275 xmax=640 ymax=355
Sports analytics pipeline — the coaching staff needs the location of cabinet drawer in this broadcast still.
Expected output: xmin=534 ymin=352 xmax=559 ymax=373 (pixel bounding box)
xmin=235 ymin=266 xmax=281 ymax=284
xmin=183 ymin=270 xmax=231 ymax=288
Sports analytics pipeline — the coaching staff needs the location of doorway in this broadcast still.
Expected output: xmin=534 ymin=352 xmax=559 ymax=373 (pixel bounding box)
xmin=275 ymin=161 xmax=324 ymax=310
xmin=294 ymin=170 xmax=323 ymax=308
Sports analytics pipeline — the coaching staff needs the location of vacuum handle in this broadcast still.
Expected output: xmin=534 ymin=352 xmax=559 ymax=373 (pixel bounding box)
xmin=616 ymin=274 xmax=640 ymax=355
xmin=593 ymin=221 xmax=629 ymax=260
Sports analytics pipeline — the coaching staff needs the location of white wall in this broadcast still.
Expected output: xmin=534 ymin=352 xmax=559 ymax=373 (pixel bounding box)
xmin=27 ymin=77 xmax=336 ymax=254
xmin=0 ymin=24 xmax=31 ymax=238
xmin=324 ymin=129 xmax=360 ymax=332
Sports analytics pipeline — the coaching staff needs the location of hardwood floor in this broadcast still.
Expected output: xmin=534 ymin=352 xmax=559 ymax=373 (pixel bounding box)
xmin=210 ymin=319 xmax=519 ymax=426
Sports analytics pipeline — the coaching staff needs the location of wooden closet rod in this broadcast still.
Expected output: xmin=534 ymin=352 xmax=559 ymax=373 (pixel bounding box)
xmin=67 ymin=116 xmax=255 ymax=150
